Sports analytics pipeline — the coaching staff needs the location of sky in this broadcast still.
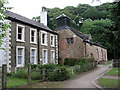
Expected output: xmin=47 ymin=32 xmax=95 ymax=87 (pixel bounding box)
xmin=6 ymin=0 xmax=114 ymax=19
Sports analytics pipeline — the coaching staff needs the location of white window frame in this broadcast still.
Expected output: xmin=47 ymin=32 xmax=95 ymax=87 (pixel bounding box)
xmin=30 ymin=28 xmax=37 ymax=44
xmin=42 ymin=49 xmax=48 ymax=64
xmin=16 ymin=46 xmax=25 ymax=67
xmin=16 ymin=24 xmax=25 ymax=42
xmin=51 ymin=50 xmax=55 ymax=63
xmin=30 ymin=47 xmax=37 ymax=64
xmin=41 ymin=31 xmax=48 ymax=46
xmin=50 ymin=34 xmax=55 ymax=47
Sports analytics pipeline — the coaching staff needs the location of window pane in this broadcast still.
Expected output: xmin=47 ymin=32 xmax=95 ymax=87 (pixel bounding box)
xmin=18 ymin=34 xmax=22 ymax=40
xmin=31 ymin=57 xmax=34 ymax=64
xmin=66 ymin=38 xmax=70 ymax=44
xmin=51 ymin=51 xmax=55 ymax=62
xmin=18 ymin=56 xmax=22 ymax=65
xmin=31 ymin=49 xmax=35 ymax=56
xmin=18 ymin=26 xmax=22 ymax=33
xmin=70 ymin=38 xmax=74 ymax=43
xmin=31 ymin=31 xmax=35 ymax=36
xmin=42 ymin=34 xmax=45 ymax=44
xmin=31 ymin=36 xmax=34 ymax=42
xmin=51 ymin=36 xmax=53 ymax=45
xmin=43 ymin=50 xmax=46 ymax=63
xmin=18 ymin=48 xmax=22 ymax=55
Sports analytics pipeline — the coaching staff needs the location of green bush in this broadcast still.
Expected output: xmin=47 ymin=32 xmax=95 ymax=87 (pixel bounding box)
xmin=31 ymin=71 xmax=42 ymax=80
xmin=64 ymin=58 xmax=79 ymax=66
xmin=47 ymin=66 xmax=70 ymax=81
xmin=64 ymin=58 xmax=95 ymax=66
xmin=9 ymin=68 xmax=28 ymax=79
xmin=31 ymin=64 xmax=71 ymax=81
xmin=31 ymin=63 xmax=57 ymax=70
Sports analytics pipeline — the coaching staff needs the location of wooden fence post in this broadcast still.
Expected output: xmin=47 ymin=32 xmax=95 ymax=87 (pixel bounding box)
xmin=2 ymin=64 xmax=7 ymax=90
xmin=42 ymin=68 xmax=45 ymax=81
xmin=28 ymin=64 xmax=31 ymax=83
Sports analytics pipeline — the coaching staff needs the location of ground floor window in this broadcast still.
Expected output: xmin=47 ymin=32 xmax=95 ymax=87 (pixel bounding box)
xmin=51 ymin=50 xmax=55 ymax=63
xmin=42 ymin=49 xmax=48 ymax=64
xmin=30 ymin=48 xmax=37 ymax=64
xmin=16 ymin=46 xmax=25 ymax=67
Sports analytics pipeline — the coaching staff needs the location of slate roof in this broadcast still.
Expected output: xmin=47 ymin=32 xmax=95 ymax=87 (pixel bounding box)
xmin=55 ymin=25 xmax=89 ymax=40
xmin=56 ymin=14 xmax=71 ymax=20
xmin=5 ymin=11 xmax=57 ymax=34
xmin=83 ymin=40 xmax=106 ymax=49
xmin=56 ymin=25 xmax=106 ymax=49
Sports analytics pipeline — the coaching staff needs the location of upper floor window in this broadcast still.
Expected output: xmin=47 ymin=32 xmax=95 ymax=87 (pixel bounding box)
xmin=41 ymin=31 xmax=47 ymax=45
xmin=30 ymin=28 xmax=37 ymax=44
xmin=16 ymin=24 xmax=25 ymax=42
xmin=50 ymin=34 xmax=55 ymax=47
xmin=66 ymin=38 xmax=74 ymax=44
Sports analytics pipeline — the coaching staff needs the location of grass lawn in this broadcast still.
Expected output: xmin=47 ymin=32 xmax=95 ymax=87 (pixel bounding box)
xmin=105 ymin=68 xmax=119 ymax=76
xmin=7 ymin=76 xmax=38 ymax=88
xmin=98 ymin=78 xmax=119 ymax=88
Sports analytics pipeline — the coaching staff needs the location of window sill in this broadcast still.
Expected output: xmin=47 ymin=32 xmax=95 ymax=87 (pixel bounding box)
xmin=41 ymin=43 xmax=48 ymax=46
xmin=51 ymin=45 xmax=55 ymax=47
xmin=16 ymin=40 xmax=25 ymax=43
xmin=16 ymin=65 xmax=24 ymax=67
xmin=30 ymin=42 xmax=37 ymax=44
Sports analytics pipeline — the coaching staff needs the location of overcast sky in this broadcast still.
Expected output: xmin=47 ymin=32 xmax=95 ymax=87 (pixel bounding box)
xmin=7 ymin=0 xmax=114 ymax=19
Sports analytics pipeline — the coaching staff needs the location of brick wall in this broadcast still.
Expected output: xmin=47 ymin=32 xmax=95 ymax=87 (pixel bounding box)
xmin=85 ymin=42 xmax=108 ymax=62
xmin=57 ymin=29 xmax=85 ymax=63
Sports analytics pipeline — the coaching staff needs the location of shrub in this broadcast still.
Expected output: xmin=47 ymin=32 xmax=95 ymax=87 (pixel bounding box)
xmin=75 ymin=58 xmax=87 ymax=65
xmin=9 ymin=68 xmax=28 ymax=79
xmin=64 ymin=58 xmax=95 ymax=66
xmin=47 ymin=66 xmax=70 ymax=81
xmin=31 ymin=71 xmax=42 ymax=80
xmin=64 ymin=58 xmax=79 ymax=66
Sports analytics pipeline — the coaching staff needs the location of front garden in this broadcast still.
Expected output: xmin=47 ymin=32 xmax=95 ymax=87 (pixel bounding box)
xmin=7 ymin=58 xmax=97 ymax=88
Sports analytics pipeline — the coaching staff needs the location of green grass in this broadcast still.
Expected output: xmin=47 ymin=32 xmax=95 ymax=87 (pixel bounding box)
xmin=105 ymin=68 xmax=120 ymax=76
xmin=7 ymin=76 xmax=38 ymax=88
xmin=98 ymin=78 xmax=119 ymax=88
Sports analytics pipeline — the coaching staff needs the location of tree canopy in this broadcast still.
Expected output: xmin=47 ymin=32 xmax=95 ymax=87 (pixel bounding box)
xmin=0 ymin=0 xmax=11 ymax=47
xmin=32 ymin=2 xmax=120 ymax=59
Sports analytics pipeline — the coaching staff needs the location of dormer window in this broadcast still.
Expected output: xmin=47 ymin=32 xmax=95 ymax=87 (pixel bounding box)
xmin=66 ymin=38 xmax=74 ymax=44
xmin=30 ymin=28 xmax=37 ymax=44
xmin=16 ymin=24 xmax=25 ymax=42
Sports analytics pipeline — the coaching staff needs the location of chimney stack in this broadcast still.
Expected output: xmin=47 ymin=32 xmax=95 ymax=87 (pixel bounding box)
xmin=40 ymin=6 xmax=47 ymax=26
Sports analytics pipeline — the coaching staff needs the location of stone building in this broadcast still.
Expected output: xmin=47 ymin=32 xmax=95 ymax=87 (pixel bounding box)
xmin=0 ymin=9 xmax=58 ymax=72
xmin=55 ymin=14 xmax=108 ymax=63
xmin=0 ymin=8 xmax=108 ymax=72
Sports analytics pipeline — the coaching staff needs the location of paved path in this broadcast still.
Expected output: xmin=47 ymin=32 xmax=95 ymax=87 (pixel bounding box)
xmin=60 ymin=65 xmax=110 ymax=88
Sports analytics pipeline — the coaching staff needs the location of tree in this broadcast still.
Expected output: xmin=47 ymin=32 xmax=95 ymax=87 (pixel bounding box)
xmin=80 ymin=19 xmax=114 ymax=59
xmin=0 ymin=0 xmax=11 ymax=47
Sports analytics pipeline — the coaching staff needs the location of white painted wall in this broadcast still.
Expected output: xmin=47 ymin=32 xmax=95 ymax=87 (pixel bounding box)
xmin=0 ymin=38 xmax=7 ymax=66
xmin=40 ymin=7 xmax=47 ymax=26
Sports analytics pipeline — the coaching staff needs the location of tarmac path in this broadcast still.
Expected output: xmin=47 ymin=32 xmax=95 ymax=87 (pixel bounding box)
xmin=60 ymin=65 xmax=110 ymax=88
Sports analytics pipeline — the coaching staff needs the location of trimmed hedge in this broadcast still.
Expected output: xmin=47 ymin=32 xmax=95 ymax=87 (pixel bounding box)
xmin=64 ymin=57 xmax=95 ymax=66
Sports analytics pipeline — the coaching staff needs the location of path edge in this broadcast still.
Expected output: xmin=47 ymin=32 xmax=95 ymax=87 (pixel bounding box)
xmin=91 ymin=64 xmax=112 ymax=90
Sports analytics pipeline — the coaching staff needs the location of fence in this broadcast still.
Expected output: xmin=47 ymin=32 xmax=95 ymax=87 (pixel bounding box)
xmin=0 ymin=64 xmax=7 ymax=90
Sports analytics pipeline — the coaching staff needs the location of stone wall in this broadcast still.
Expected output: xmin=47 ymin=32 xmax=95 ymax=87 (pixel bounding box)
xmin=57 ymin=29 xmax=85 ymax=63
